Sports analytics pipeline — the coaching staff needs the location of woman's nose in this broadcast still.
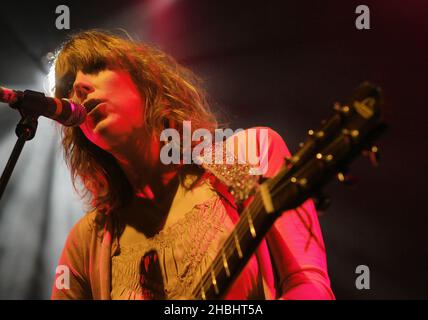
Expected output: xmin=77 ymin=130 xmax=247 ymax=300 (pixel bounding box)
xmin=73 ymin=82 xmax=94 ymax=102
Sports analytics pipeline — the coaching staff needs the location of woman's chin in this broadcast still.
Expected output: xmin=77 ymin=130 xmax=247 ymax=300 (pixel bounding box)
xmin=92 ymin=125 xmax=136 ymax=151
xmin=92 ymin=118 xmax=110 ymax=134
xmin=92 ymin=116 xmax=125 ymax=137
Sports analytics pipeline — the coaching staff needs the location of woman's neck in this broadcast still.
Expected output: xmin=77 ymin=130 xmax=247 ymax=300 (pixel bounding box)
xmin=109 ymin=135 xmax=178 ymax=201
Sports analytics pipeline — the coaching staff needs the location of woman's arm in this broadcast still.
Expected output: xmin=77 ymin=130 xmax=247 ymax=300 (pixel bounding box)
xmin=231 ymin=127 xmax=335 ymax=300
xmin=51 ymin=213 xmax=93 ymax=300
xmin=267 ymin=198 xmax=335 ymax=300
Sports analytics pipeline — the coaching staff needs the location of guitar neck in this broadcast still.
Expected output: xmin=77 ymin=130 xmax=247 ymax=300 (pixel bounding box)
xmin=191 ymin=82 xmax=384 ymax=299
xmin=191 ymin=187 xmax=280 ymax=299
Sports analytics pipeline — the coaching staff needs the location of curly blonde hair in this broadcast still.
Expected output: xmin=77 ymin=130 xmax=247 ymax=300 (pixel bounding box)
xmin=53 ymin=30 xmax=218 ymax=219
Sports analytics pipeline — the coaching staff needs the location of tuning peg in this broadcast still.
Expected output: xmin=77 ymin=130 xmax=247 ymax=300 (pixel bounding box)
xmin=308 ymin=129 xmax=325 ymax=140
xmin=313 ymin=193 xmax=331 ymax=212
xmin=363 ymin=145 xmax=380 ymax=167
xmin=337 ymin=171 xmax=358 ymax=186
xmin=334 ymin=102 xmax=351 ymax=115
xmin=285 ymin=155 xmax=300 ymax=167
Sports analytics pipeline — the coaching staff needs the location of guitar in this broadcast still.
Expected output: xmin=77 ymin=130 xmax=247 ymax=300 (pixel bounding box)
xmin=191 ymin=82 xmax=386 ymax=299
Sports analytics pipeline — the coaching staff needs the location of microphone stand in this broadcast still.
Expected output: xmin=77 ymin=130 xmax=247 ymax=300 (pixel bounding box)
xmin=0 ymin=107 xmax=39 ymax=201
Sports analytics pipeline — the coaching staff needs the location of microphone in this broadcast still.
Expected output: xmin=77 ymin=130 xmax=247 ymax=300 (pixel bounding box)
xmin=0 ymin=86 xmax=86 ymax=126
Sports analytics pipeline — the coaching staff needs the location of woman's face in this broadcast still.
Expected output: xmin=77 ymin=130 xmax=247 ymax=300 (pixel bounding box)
xmin=70 ymin=69 xmax=145 ymax=152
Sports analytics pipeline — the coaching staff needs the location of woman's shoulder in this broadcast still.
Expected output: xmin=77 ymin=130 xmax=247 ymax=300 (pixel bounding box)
xmin=66 ymin=210 xmax=100 ymax=244
xmin=198 ymin=126 xmax=291 ymax=204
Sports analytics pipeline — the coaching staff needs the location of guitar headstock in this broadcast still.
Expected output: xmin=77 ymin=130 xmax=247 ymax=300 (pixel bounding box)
xmin=265 ymin=82 xmax=386 ymax=213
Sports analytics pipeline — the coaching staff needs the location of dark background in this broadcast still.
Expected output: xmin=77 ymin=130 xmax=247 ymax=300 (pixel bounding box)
xmin=0 ymin=0 xmax=427 ymax=299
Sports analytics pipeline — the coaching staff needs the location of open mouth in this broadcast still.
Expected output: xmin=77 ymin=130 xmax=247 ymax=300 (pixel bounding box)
xmin=83 ymin=99 xmax=106 ymax=115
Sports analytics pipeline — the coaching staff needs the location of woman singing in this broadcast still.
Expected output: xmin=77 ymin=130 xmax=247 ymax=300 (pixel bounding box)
xmin=51 ymin=30 xmax=334 ymax=300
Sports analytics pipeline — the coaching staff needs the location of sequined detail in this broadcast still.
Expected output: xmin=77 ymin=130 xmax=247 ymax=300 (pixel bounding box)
xmin=197 ymin=142 xmax=260 ymax=202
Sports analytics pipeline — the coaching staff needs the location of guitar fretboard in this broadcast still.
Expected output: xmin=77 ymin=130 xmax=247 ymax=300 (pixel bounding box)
xmin=191 ymin=176 xmax=283 ymax=299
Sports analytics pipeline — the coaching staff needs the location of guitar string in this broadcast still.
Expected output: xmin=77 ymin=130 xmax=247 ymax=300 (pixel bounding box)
xmin=192 ymin=165 xmax=304 ymax=298
xmin=193 ymin=194 xmax=316 ymax=298
xmin=193 ymin=177 xmax=287 ymax=298
xmin=193 ymin=192 xmax=280 ymax=298
xmin=192 ymin=196 xmax=264 ymax=298
xmin=194 ymin=110 xmax=361 ymax=297
xmin=193 ymin=165 xmax=290 ymax=297
xmin=193 ymin=155 xmax=330 ymax=298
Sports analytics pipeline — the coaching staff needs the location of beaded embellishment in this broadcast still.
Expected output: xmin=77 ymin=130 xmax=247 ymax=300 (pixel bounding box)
xmin=196 ymin=142 xmax=260 ymax=203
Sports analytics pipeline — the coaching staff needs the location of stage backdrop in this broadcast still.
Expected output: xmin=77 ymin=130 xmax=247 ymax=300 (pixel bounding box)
xmin=0 ymin=0 xmax=427 ymax=299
